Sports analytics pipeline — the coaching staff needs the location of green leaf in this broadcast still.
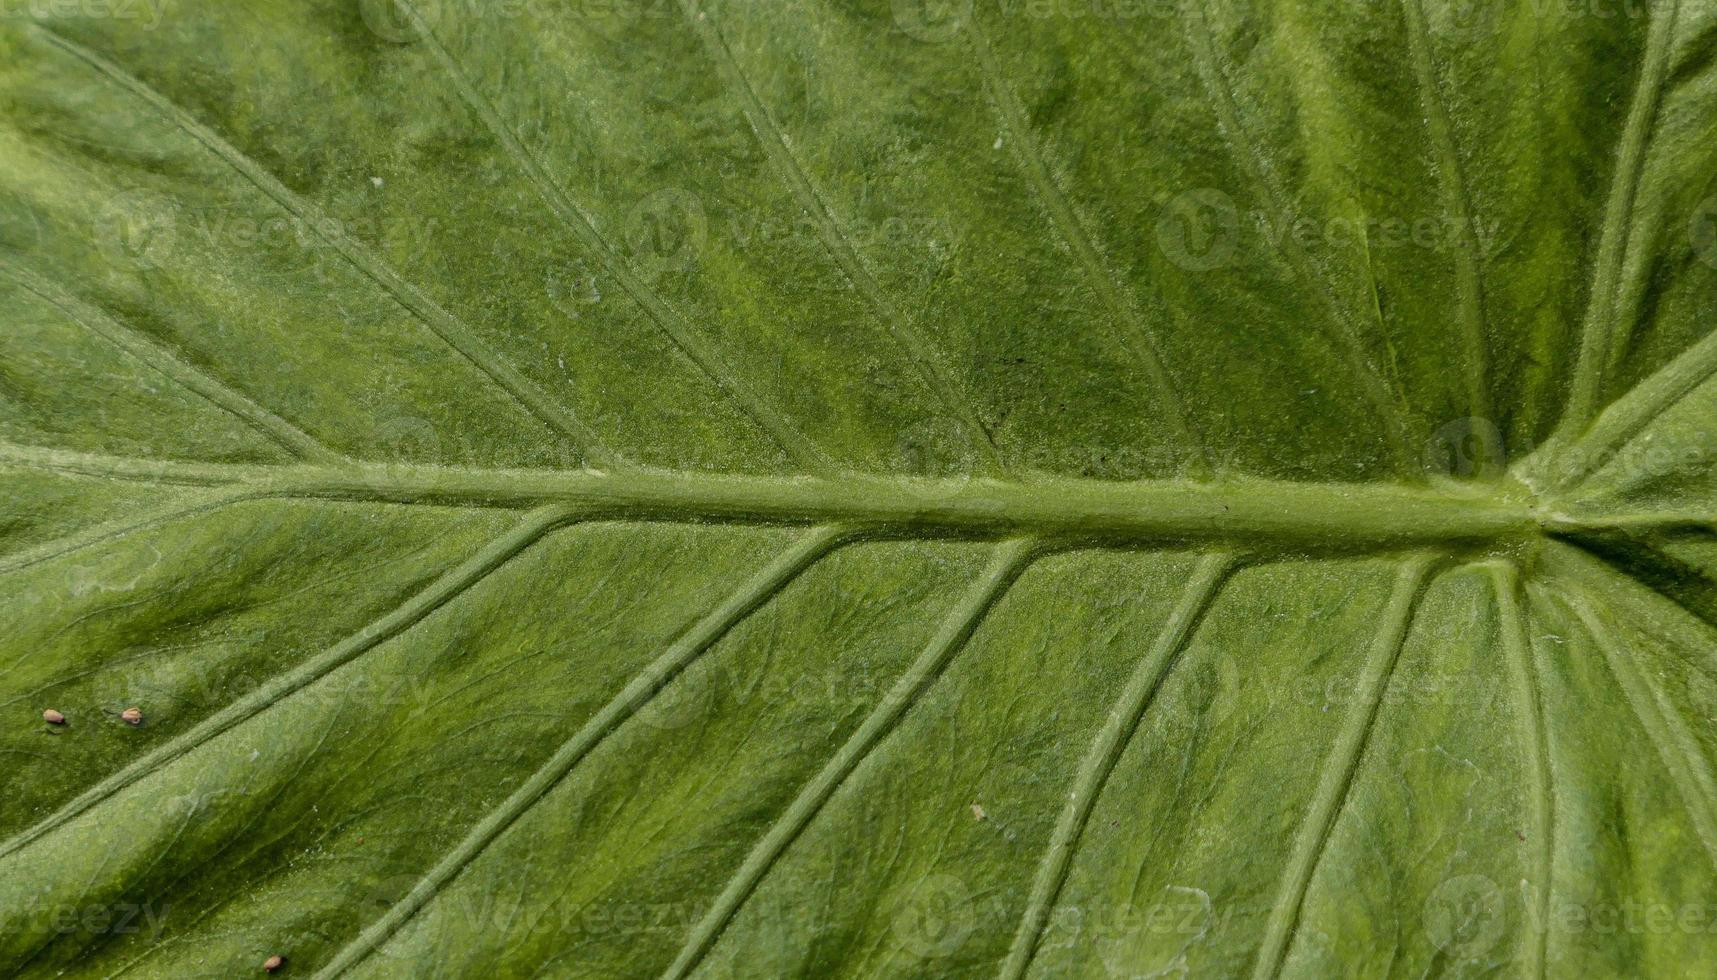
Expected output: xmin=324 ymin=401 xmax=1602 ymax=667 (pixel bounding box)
xmin=1 ymin=0 xmax=1715 ymax=976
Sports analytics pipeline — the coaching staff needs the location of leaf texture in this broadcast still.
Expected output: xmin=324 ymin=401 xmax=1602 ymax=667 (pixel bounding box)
xmin=2 ymin=1 xmax=1717 ymax=977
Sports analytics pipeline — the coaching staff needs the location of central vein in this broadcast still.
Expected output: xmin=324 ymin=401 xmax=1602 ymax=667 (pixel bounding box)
xmin=4 ymin=444 xmax=1547 ymax=549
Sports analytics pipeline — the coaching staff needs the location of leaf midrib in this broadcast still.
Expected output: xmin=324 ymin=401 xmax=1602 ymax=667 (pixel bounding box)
xmin=3 ymin=5 xmax=1712 ymax=977
xmin=0 ymin=442 xmax=1550 ymax=549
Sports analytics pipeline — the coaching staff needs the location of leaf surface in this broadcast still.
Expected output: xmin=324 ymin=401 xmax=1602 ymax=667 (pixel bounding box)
xmin=2 ymin=1 xmax=1717 ymax=976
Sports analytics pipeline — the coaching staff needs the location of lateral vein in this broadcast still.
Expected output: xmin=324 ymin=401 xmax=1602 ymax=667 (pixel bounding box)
xmin=1557 ymin=0 xmax=1681 ymax=437
xmin=1538 ymin=539 xmax=1717 ymax=670
xmin=1398 ymin=0 xmax=1495 ymax=447
xmin=314 ymin=525 xmax=850 ymax=978
xmin=678 ymin=0 xmax=1005 ymax=472
xmin=28 ymin=24 xmax=622 ymax=466
xmin=396 ymin=1 xmax=835 ymax=475
xmin=1556 ymin=580 xmax=1717 ymax=873
xmin=1179 ymin=0 xmax=1416 ymax=472
xmin=0 ymin=505 xmax=579 ymax=864
xmin=0 ymin=489 xmax=265 ymax=577
xmin=1001 ymin=551 xmax=1235 ymax=979
xmin=1490 ymin=563 xmax=1553 ymax=980
xmin=1250 ymin=554 xmax=1436 ymax=979
xmin=966 ymin=19 xmax=1209 ymax=474
xmin=661 ymin=538 xmax=1037 ymax=978
xmin=0 ymin=259 xmax=339 ymax=462
xmin=1535 ymin=313 xmax=1717 ymax=494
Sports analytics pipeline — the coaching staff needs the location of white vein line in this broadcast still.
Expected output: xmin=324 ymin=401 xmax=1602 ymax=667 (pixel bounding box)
xmin=1542 ymin=305 xmax=1717 ymax=494
xmin=965 ymin=19 xmax=1209 ymax=474
xmin=677 ymin=0 xmax=1005 ymax=472
xmin=1562 ymin=590 xmax=1717 ymax=866
xmin=1179 ymin=0 xmax=1415 ymax=471
xmin=1490 ymin=562 xmax=1552 ymax=980
xmin=662 ymin=538 xmax=1038 ymax=978
xmin=28 ymin=24 xmax=623 ymax=467
xmin=1545 ymin=508 xmax=1717 ymax=532
xmin=1250 ymin=554 xmax=1436 ymax=979
xmin=1546 ymin=554 xmax=1717 ymax=872
xmin=1398 ymin=0 xmax=1494 ymax=445
xmin=1558 ymin=0 xmax=1681 ymax=437
xmin=1540 ymin=538 xmax=1717 ymax=673
xmin=395 ymin=2 xmax=835 ymax=475
xmin=1001 ymin=551 xmax=1235 ymax=979
xmin=313 ymin=525 xmax=851 ymax=977
xmin=0 ymin=505 xmax=579 ymax=863
xmin=0 ymin=489 xmax=264 ymax=577
xmin=0 ymin=258 xmax=339 ymax=462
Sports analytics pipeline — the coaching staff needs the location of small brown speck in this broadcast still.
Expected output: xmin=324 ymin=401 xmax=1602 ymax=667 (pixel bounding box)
xmin=42 ymin=709 xmax=65 ymax=725
xmin=970 ymin=803 xmax=986 ymax=821
xmin=264 ymin=954 xmax=284 ymax=972
xmin=121 ymin=707 xmax=143 ymax=726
